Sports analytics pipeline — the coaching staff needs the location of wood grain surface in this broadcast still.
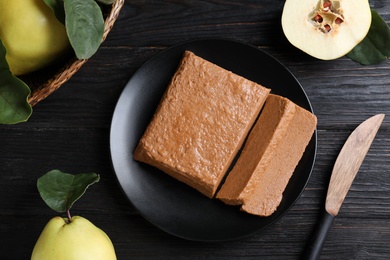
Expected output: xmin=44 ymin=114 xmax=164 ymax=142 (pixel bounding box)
xmin=1 ymin=0 xmax=389 ymax=259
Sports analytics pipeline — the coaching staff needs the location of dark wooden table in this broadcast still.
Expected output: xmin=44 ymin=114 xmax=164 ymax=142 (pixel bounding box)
xmin=1 ymin=1 xmax=389 ymax=259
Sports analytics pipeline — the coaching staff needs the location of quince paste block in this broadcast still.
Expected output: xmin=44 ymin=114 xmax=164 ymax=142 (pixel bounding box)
xmin=217 ymin=94 xmax=317 ymax=216
xmin=134 ymin=51 xmax=270 ymax=198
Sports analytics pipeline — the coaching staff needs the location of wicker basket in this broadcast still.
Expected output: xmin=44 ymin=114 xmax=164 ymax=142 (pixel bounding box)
xmin=27 ymin=0 xmax=125 ymax=106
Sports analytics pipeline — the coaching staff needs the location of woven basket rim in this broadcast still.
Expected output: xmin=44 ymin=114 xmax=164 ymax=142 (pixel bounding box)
xmin=28 ymin=0 xmax=125 ymax=106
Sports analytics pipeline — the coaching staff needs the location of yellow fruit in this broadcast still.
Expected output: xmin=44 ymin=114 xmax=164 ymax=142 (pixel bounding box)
xmin=282 ymin=0 xmax=371 ymax=60
xmin=31 ymin=216 xmax=117 ymax=260
xmin=0 ymin=0 xmax=71 ymax=76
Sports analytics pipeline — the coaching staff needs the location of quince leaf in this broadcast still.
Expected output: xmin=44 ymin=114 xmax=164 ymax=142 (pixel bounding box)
xmin=64 ymin=0 xmax=105 ymax=59
xmin=43 ymin=0 xmax=66 ymax=24
xmin=37 ymin=170 xmax=100 ymax=213
xmin=347 ymin=9 xmax=390 ymax=65
xmin=0 ymin=39 xmax=32 ymax=124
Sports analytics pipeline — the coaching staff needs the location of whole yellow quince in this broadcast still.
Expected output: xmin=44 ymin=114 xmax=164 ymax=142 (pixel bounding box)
xmin=31 ymin=216 xmax=117 ymax=260
xmin=0 ymin=0 xmax=71 ymax=76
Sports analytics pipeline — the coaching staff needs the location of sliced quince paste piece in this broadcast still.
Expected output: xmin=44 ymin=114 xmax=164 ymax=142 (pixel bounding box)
xmin=217 ymin=94 xmax=317 ymax=217
xmin=134 ymin=51 xmax=270 ymax=198
xmin=281 ymin=0 xmax=371 ymax=60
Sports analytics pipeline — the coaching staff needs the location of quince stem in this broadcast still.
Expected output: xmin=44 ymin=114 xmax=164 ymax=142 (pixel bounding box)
xmin=67 ymin=210 xmax=72 ymax=223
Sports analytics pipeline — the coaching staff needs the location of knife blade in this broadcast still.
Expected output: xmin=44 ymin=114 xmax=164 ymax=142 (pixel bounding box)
xmin=302 ymin=113 xmax=385 ymax=260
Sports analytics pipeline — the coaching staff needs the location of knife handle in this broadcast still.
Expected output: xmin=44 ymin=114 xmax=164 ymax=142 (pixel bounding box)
xmin=302 ymin=209 xmax=335 ymax=260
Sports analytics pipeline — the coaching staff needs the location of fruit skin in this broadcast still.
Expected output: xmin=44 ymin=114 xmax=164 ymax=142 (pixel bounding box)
xmin=0 ymin=0 xmax=71 ymax=76
xmin=281 ymin=0 xmax=371 ymax=60
xmin=31 ymin=216 xmax=117 ymax=260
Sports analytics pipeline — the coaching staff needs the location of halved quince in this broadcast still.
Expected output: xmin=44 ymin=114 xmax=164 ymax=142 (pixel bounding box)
xmin=282 ymin=0 xmax=372 ymax=60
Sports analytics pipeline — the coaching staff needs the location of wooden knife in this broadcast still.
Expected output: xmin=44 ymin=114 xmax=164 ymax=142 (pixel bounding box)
xmin=302 ymin=113 xmax=385 ymax=260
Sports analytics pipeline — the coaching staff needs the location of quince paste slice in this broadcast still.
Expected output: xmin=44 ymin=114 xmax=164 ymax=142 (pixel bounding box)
xmin=282 ymin=0 xmax=371 ymax=60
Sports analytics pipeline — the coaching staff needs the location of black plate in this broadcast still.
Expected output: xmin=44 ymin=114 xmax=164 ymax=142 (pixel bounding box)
xmin=110 ymin=39 xmax=317 ymax=242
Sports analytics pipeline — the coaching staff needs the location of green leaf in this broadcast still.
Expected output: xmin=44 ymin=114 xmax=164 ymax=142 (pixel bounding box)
xmin=64 ymin=0 xmax=105 ymax=59
xmin=347 ymin=9 xmax=390 ymax=65
xmin=37 ymin=170 xmax=100 ymax=213
xmin=43 ymin=0 xmax=66 ymax=24
xmin=0 ymin=39 xmax=32 ymax=124
xmin=95 ymin=0 xmax=116 ymax=4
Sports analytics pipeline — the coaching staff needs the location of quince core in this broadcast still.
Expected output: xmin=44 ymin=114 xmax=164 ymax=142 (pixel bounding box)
xmin=282 ymin=0 xmax=371 ymax=60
